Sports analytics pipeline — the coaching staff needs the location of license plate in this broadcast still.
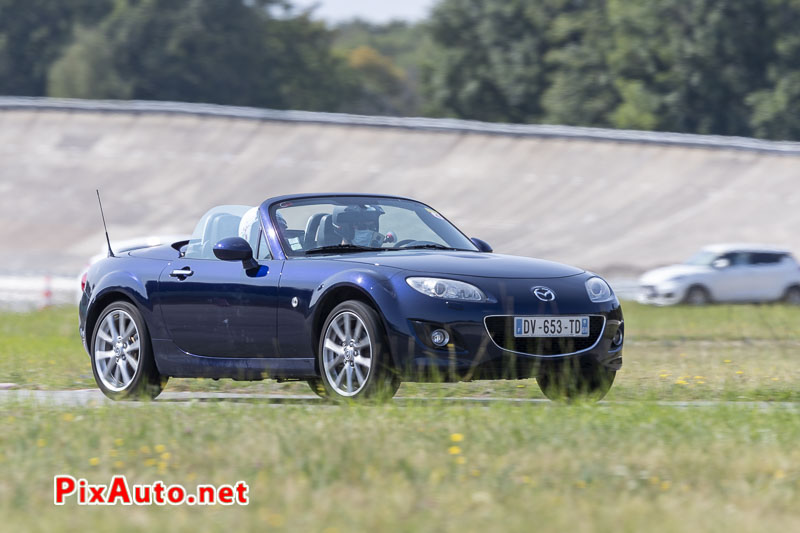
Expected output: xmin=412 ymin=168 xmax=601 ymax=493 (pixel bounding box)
xmin=513 ymin=316 xmax=590 ymax=338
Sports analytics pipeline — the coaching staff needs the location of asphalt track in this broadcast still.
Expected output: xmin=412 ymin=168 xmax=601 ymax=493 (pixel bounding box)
xmin=1 ymin=389 xmax=797 ymax=409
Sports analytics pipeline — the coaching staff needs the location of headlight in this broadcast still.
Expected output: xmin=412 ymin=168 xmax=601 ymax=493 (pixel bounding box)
xmin=585 ymin=276 xmax=614 ymax=303
xmin=406 ymin=277 xmax=486 ymax=301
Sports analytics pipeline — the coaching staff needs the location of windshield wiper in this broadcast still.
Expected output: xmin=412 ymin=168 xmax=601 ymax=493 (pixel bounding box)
xmin=393 ymin=243 xmax=464 ymax=251
xmin=304 ymin=244 xmax=385 ymax=255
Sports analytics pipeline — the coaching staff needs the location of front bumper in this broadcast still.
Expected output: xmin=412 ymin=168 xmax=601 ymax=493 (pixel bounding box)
xmin=637 ymin=283 xmax=685 ymax=306
xmin=389 ymin=309 xmax=624 ymax=381
xmin=383 ymin=273 xmax=625 ymax=381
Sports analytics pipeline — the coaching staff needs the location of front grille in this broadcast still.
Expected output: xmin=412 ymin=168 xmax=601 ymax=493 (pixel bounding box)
xmin=484 ymin=316 xmax=605 ymax=356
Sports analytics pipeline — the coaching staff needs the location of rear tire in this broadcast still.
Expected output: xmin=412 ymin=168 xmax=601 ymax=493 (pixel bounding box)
xmin=317 ymin=300 xmax=400 ymax=401
xmin=783 ymin=286 xmax=800 ymax=305
xmin=683 ymin=285 xmax=710 ymax=306
xmin=90 ymin=301 xmax=166 ymax=400
xmin=537 ymin=359 xmax=615 ymax=401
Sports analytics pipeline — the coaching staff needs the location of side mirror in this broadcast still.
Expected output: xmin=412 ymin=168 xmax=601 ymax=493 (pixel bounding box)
xmin=471 ymin=237 xmax=493 ymax=253
xmin=214 ymin=237 xmax=258 ymax=269
xmin=711 ymin=258 xmax=730 ymax=269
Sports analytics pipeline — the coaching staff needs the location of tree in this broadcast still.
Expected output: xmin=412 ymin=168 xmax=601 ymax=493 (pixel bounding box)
xmin=604 ymin=0 xmax=773 ymax=136
xmin=47 ymin=0 xmax=354 ymax=111
xmin=0 ymin=0 xmax=112 ymax=95
xmin=340 ymin=45 xmax=412 ymax=115
xmin=746 ymin=0 xmax=800 ymax=140
xmin=422 ymin=0 xmax=560 ymax=122
xmin=333 ymin=19 xmax=432 ymax=115
xmin=541 ymin=0 xmax=619 ymax=127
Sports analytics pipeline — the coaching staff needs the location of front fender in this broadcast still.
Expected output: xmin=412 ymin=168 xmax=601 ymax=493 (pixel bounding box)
xmin=309 ymin=268 xmax=398 ymax=314
xmin=277 ymin=259 xmax=403 ymax=359
xmin=308 ymin=269 xmax=404 ymax=366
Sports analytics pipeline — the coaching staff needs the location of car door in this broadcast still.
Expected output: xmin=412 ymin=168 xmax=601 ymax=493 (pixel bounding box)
xmin=157 ymin=209 xmax=282 ymax=357
xmin=745 ymin=252 xmax=788 ymax=301
xmin=708 ymin=252 xmax=752 ymax=302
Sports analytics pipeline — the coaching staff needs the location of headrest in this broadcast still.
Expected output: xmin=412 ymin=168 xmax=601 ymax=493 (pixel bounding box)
xmin=238 ymin=207 xmax=260 ymax=242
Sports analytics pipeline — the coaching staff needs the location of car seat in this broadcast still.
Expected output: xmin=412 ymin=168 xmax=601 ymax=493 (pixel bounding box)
xmin=316 ymin=215 xmax=341 ymax=247
xmin=304 ymin=213 xmax=327 ymax=249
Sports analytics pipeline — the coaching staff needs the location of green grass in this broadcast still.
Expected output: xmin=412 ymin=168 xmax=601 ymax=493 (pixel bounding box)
xmin=624 ymin=301 xmax=800 ymax=341
xmin=2 ymin=303 xmax=800 ymax=531
xmin=1 ymin=401 xmax=799 ymax=532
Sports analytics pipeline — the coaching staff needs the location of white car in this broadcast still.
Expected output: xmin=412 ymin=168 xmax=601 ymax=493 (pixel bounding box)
xmin=76 ymin=235 xmax=189 ymax=302
xmin=638 ymin=244 xmax=800 ymax=305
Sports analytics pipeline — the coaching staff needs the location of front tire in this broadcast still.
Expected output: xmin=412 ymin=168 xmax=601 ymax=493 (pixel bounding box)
xmin=90 ymin=301 xmax=166 ymax=400
xmin=684 ymin=285 xmax=710 ymax=306
xmin=537 ymin=359 xmax=615 ymax=401
xmin=317 ymin=300 xmax=399 ymax=400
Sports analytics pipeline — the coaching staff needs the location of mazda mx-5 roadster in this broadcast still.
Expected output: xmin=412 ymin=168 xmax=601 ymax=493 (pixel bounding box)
xmin=79 ymin=194 xmax=624 ymax=401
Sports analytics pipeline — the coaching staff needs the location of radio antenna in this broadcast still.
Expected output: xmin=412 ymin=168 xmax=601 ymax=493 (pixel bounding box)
xmin=96 ymin=189 xmax=115 ymax=257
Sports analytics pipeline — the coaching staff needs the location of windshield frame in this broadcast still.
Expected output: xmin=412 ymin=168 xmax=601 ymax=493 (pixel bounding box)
xmin=267 ymin=194 xmax=480 ymax=258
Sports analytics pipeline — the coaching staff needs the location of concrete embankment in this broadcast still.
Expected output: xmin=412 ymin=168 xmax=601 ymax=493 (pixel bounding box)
xmin=2 ymin=97 xmax=799 ymax=279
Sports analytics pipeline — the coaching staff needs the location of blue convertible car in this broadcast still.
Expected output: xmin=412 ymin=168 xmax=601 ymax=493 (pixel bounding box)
xmin=79 ymin=194 xmax=623 ymax=401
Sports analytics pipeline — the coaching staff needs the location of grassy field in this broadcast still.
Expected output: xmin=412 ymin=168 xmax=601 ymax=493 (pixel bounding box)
xmin=2 ymin=400 xmax=799 ymax=532
xmin=1 ymin=303 xmax=799 ymax=531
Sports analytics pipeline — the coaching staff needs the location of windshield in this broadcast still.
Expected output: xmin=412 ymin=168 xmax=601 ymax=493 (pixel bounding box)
xmin=684 ymin=250 xmax=717 ymax=266
xmin=271 ymin=196 xmax=479 ymax=257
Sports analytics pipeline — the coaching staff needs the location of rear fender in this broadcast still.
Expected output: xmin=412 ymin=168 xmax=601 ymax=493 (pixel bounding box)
xmin=85 ymin=266 xmax=165 ymax=345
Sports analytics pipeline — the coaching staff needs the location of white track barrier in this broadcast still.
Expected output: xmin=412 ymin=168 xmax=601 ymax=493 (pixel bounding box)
xmin=0 ymin=276 xmax=76 ymax=311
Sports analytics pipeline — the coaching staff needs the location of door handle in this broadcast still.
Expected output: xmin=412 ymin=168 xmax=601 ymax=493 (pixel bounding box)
xmin=170 ymin=268 xmax=193 ymax=278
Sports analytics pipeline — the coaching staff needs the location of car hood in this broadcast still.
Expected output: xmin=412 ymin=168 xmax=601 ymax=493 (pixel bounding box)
xmin=640 ymin=264 xmax=711 ymax=284
xmin=340 ymin=251 xmax=584 ymax=279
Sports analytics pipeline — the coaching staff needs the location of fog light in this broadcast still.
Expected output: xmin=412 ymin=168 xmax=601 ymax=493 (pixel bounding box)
xmin=431 ymin=329 xmax=450 ymax=347
xmin=612 ymin=326 xmax=624 ymax=347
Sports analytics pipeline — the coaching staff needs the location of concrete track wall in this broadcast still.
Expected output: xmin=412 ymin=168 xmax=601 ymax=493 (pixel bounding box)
xmin=2 ymin=97 xmax=799 ymax=278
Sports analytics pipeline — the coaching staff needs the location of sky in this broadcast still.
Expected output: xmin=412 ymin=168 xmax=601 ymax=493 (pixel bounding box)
xmin=293 ymin=0 xmax=437 ymax=23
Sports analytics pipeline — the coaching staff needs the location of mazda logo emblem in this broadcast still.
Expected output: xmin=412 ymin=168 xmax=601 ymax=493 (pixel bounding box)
xmin=531 ymin=286 xmax=556 ymax=302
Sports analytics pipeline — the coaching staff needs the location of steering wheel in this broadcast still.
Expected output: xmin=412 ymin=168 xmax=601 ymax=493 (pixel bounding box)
xmin=393 ymin=239 xmax=416 ymax=248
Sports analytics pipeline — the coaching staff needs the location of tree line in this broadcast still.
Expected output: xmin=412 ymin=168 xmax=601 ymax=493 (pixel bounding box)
xmin=1 ymin=0 xmax=799 ymax=140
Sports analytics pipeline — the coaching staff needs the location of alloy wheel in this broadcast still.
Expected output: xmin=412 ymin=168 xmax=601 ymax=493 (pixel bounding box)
xmin=321 ymin=311 xmax=373 ymax=396
xmin=93 ymin=309 xmax=140 ymax=392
